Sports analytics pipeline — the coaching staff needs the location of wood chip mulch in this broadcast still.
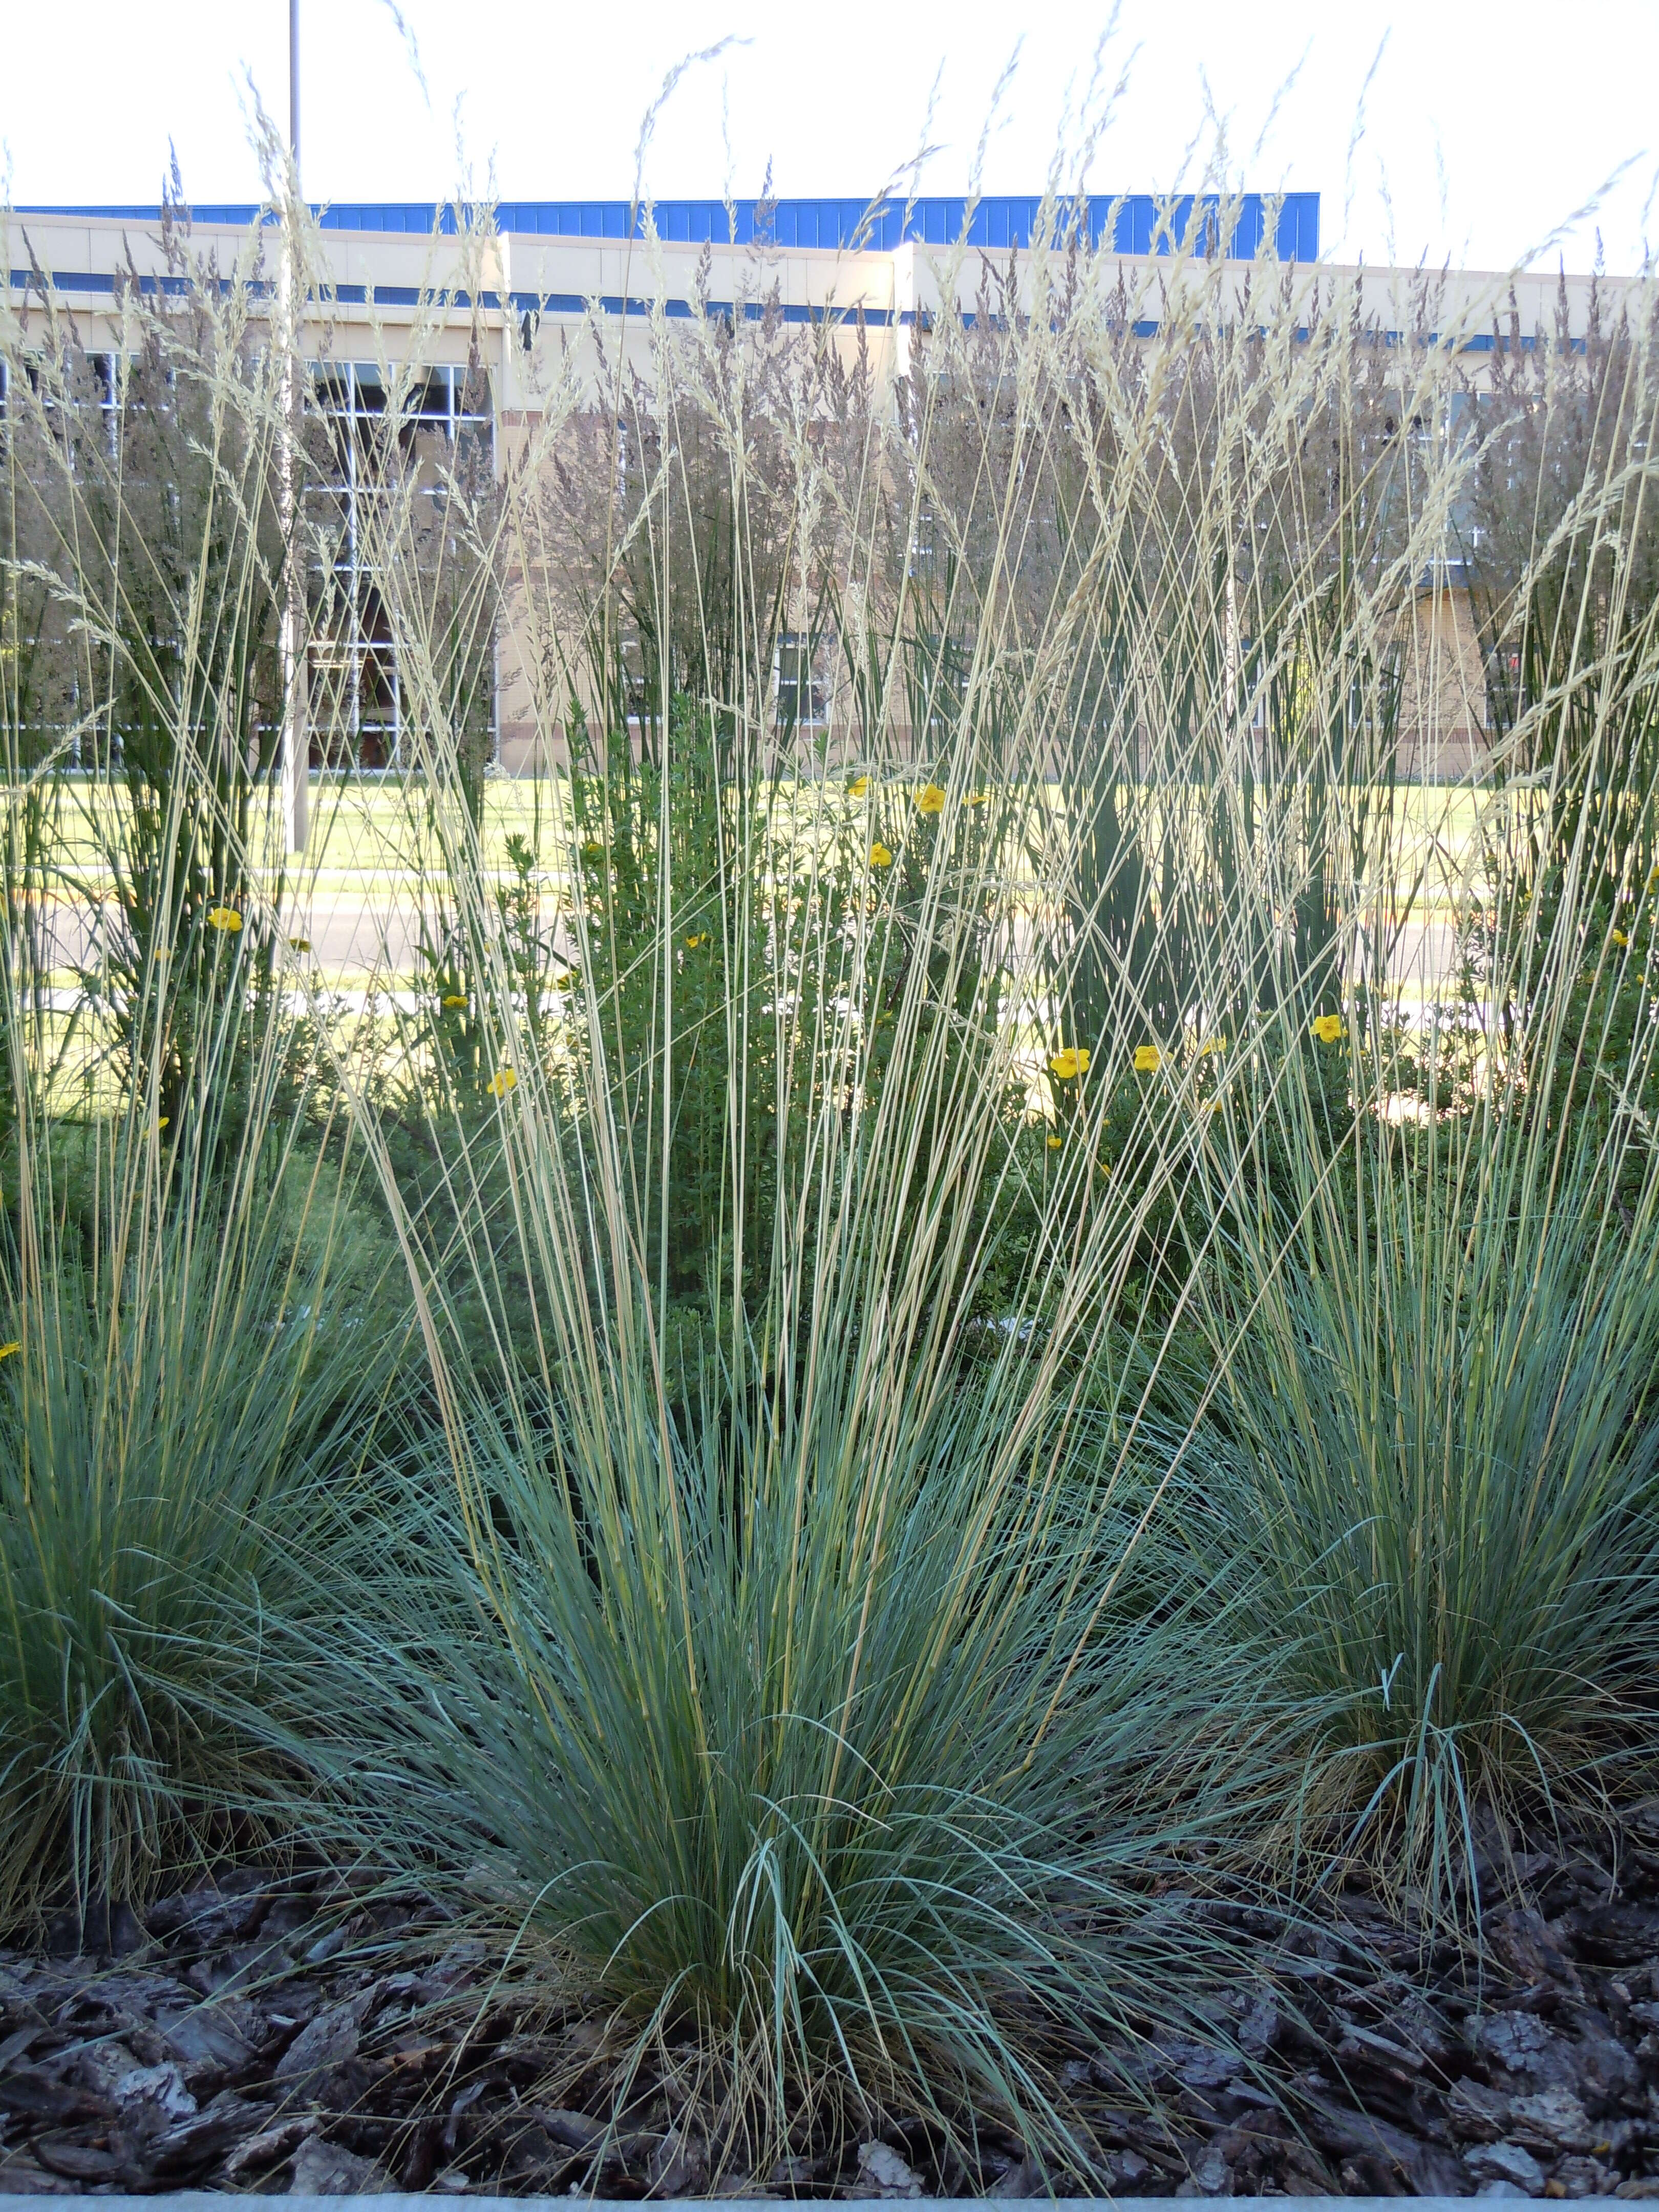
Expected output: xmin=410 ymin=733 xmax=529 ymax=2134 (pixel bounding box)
xmin=7 ymin=1808 xmax=1659 ymax=2197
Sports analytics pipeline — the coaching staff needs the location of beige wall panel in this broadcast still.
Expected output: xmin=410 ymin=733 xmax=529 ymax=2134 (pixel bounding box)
xmin=1395 ymin=586 xmax=1490 ymax=782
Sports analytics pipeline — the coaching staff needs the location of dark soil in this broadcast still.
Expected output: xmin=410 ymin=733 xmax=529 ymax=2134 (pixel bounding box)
xmin=7 ymin=1809 xmax=1659 ymax=2198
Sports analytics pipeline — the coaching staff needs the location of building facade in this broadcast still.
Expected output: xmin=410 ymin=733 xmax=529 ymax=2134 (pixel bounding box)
xmin=5 ymin=194 xmax=1625 ymax=779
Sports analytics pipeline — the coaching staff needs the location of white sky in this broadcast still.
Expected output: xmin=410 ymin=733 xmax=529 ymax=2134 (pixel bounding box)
xmin=4 ymin=0 xmax=1655 ymax=276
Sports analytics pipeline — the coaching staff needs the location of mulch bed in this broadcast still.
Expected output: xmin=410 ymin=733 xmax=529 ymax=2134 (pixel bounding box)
xmin=7 ymin=1809 xmax=1659 ymax=2198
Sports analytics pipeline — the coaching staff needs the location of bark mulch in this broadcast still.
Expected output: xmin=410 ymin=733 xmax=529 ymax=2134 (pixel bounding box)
xmin=7 ymin=1808 xmax=1659 ymax=2198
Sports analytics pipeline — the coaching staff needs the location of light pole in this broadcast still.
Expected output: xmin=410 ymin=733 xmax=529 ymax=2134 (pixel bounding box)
xmin=278 ymin=0 xmax=310 ymax=852
xmin=289 ymin=0 xmax=301 ymax=174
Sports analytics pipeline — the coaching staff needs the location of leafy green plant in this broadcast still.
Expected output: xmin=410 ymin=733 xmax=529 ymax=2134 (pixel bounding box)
xmin=0 ymin=263 xmax=297 ymax=1154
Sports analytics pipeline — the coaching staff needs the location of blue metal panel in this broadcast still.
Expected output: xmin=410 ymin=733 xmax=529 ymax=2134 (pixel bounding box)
xmin=19 ymin=194 xmax=1320 ymax=261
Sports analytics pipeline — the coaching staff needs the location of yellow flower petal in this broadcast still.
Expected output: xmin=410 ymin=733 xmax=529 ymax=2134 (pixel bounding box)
xmin=1050 ymin=1047 xmax=1090 ymax=1080
xmin=916 ymin=782 xmax=947 ymax=815
xmin=206 ymin=906 xmax=243 ymax=932
xmin=1047 ymin=1133 xmax=1063 ymax=1150
xmin=157 ymin=1116 xmax=169 ymax=1131
xmin=1311 ymin=1014 xmax=1345 ymax=1044
xmin=848 ymin=775 xmax=870 ymax=798
xmin=486 ymin=1068 xmax=518 ymax=1097
xmin=967 ymin=791 xmax=991 ymax=806
xmin=0 ymin=1342 xmax=18 ymax=1360
xmin=685 ymin=933 xmax=707 ymax=949
xmin=1612 ymin=930 xmax=1630 ymax=949
xmin=1134 ymin=1044 xmax=1161 ymax=1073
xmin=442 ymin=994 xmax=469 ymax=1008
xmin=869 ymin=842 xmax=894 ymax=868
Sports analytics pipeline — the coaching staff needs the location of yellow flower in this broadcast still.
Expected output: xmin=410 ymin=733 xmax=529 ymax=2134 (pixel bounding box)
xmin=442 ymin=994 xmax=469 ymax=1008
xmin=157 ymin=1116 xmax=169 ymax=1131
xmin=583 ymin=839 xmax=604 ymax=857
xmin=206 ymin=906 xmax=243 ymax=933
xmin=916 ymin=782 xmax=947 ymax=815
xmin=1050 ymin=1047 xmax=1091 ymax=1081
xmin=1649 ymin=866 xmax=1659 ymax=892
xmin=1133 ymin=1044 xmax=1162 ymax=1073
xmin=685 ymin=933 xmax=707 ymax=949
xmin=1198 ymin=1035 xmax=1228 ymax=1056
xmin=1047 ymin=1132 xmax=1063 ymax=1150
xmin=1612 ymin=930 xmax=1630 ymax=949
xmin=551 ymin=969 xmax=573 ymax=988
xmin=848 ymin=775 xmax=870 ymax=798
xmin=486 ymin=1068 xmax=518 ymax=1097
xmin=0 ymin=1341 xmax=17 ymax=1360
xmin=869 ymin=842 xmax=894 ymax=868
xmin=1200 ymin=1098 xmax=1223 ymax=1115
xmin=289 ymin=936 xmax=311 ymax=952
xmin=1311 ymin=1013 xmax=1345 ymax=1044
xmin=968 ymin=791 xmax=991 ymax=806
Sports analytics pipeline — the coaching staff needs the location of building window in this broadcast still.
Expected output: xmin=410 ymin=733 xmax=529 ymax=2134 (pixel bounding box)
xmin=304 ymin=360 xmax=494 ymax=772
xmin=776 ymin=631 xmax=829 ymax=729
